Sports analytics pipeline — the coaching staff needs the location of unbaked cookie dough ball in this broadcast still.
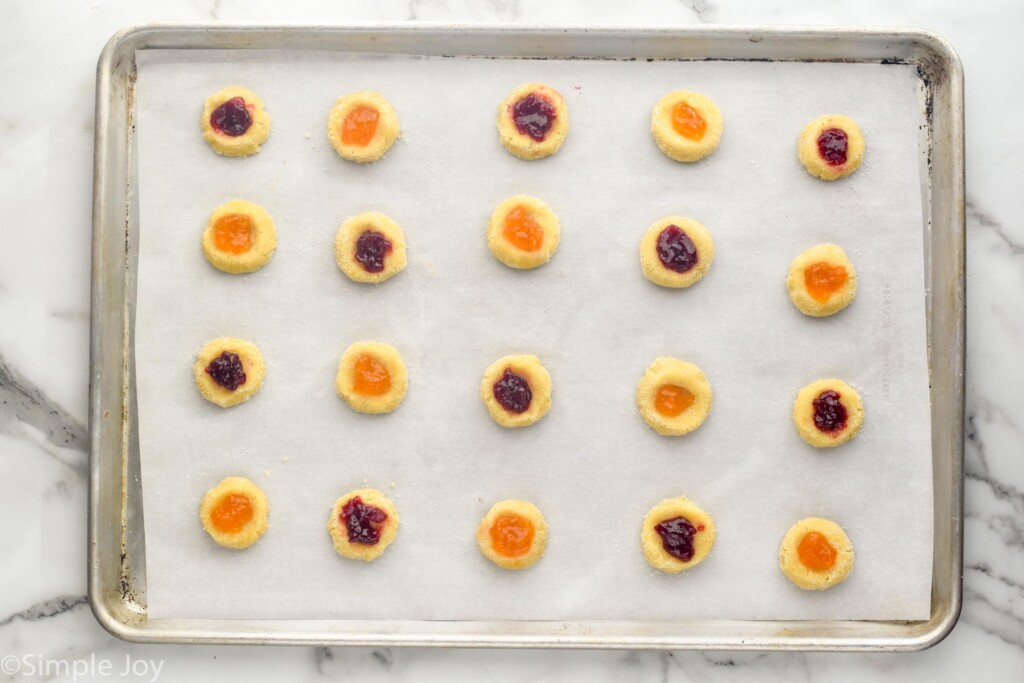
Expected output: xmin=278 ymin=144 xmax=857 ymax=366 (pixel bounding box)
xmin=335 ymin=212 xmax=407 ymax=284
xmin=641 ymin=496 xmax=716 ymax=573
xmin=636 ymin=357 xmax=712 ymax=436
xmin=328 ymin=488 xmax=399 ymax=562
xmin=199 ymin=476 xmax=269 ymax=549
xmin=497 ymin=83 xmax=569 ymax=160
xmin=336 ymin=341 xmax=408 ymax=414
xmin=793 ymin=378 xmax=864 ymax=448
xmin=327 ymin=91 xmax=400 ymax=163
xmin=476 ymin=500 xmax=549 ymax=570
xmin=480 ymin=355 xmax=552 ymax=428
xmin=194 ymin=337 xmax=266 ymax=408
xmin=486 ymin=195 xmax=560 ymax=269
xmin=201 ymin=200 xmax=278 ymax=274
xmin=798 ymin=114 xmax=865 ymax=181
xmin=779 ymin=517 xmax=854 ymax=590
xmin=787 ymin=244 xmax=858 ymax=317
xmin=201 ymin=86 xmax=271 ymax=157
xmin=651 ymin=90 xmax=723 ymax=163
xmin=639 ymin=216 xmax=715 ymax=288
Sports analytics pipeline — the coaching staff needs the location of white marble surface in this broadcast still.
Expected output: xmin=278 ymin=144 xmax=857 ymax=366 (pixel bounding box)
xmin=0 ymin=0 xmax=1021 ymax=681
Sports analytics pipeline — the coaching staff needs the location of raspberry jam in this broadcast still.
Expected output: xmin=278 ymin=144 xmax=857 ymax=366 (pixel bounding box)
xmin=210 ymin=97 xmax=253 ymax=137
xmin=657 ymin=225 xmax=698 ymax=273
xmin=342 ymin=496 xmax=389 ymax=545
xmin=511 ymin=93 xmax=557 ymax=142
xmin=205 ymin=351 xmax=246 ymax=391
xmin=354 ymin=230 xmax=393 ymax=273
xmin=813 ymin=389 xmax=847 ymax=434
xmin=493 ymin=368 xmax=532 ymax=414
xmin=817 ymin=128 xmax=848 ymax=166
xmin=654 ymin=516 xmax=701 ymax=562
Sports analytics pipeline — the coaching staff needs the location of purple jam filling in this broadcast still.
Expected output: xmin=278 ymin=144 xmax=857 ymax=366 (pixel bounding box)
xmin=493 ymin=368 xmax=532 ymax=414
xmin=210 ymin=97 xmax=253 ymax=137
xmin=656 ymin=225 xmax=699 ymax=274
xmin=512 ymin=93 xmax=557 ymax=142
xmin=205 ymin=351 xmax=246 ymax=391
xmin=342 ymin=496 xmax=389 ymax=545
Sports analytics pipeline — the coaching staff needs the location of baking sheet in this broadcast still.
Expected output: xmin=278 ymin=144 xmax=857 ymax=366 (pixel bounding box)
xmin=134 ymin=49 xmax=932 ymax=622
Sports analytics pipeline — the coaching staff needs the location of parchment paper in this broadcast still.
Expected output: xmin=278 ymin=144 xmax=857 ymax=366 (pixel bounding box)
xmin=134 ymin=49 xmax=933 ymax=621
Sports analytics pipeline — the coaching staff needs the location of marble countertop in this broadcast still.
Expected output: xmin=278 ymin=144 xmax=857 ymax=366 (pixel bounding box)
xmin=1 ymin=0 xmax=1021 ymax=680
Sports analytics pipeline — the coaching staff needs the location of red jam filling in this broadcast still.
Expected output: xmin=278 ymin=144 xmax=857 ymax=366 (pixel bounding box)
xmin=654 ymin=516 xmax=703 ymax=562
xmin=210 ymin=97 xmax=253 ymax=137
xmin=511 ymin=93 xmax=557 ymax=142
xmin=816 ymin=128 xmax=848 ymax=166
xmin=493 ymin=368 xmax=532 ymax=414
xmin=341 ymin=496 xmax=389 ymax=545
xmin=813 ymin=389 xmax=848 ymax=434
xmin=205 ymin=351 xmax=246 ymax=391
xmin=656 ymin=225 xmax=698 ymax=273
xmin=354 ymin=230 xmax=393 ymax=273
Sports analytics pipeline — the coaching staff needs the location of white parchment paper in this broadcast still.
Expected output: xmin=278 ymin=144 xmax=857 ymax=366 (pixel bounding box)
xmin=135 ymin=49 xmax=932 ymax=621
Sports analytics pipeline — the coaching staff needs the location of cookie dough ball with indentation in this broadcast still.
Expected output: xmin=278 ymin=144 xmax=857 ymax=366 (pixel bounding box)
xmin=487 ymin=195 xmax=560 ymax=269
xmin=793 ymin=378 xmax=864 ymax=448
xmin=779 ymin=517 xmax=854 ymax=590
xmin=476 ymin=500 xmax=549 ymax=570
xmin=336 ymin=341 xmax=408 ymax=414
xmin=201 ymin=200 xmax=278 ymax=274
xmin=640 ymin=216 xmax=715 ymax=288
xmin=194 ymin=337 xmax=265 ymax=408
xmin=641 ymin=496 xmax=716 ymax=573
xmin=798 ymin=114 xmax=865 ymax=181
xmin=497 ymin=83 xmax=569 ymax=160
xmin=787 ymin=244 xmax=858 ymax=317
xmin=201 ymin=86 xmax=271 ymax=157
xmin=199 ymin=476 xmax=269 ymax=549
xmin=328 ymin=489 xmax=400 ymax=562
xmin=480 ymin=355 xmax=552 ymax=428
xmin=335 ymin=212 xmax=407 ymax=284
xmin=327 ymin=91 xmax=400 ymax=163
xmin=636 ymin=358 xmax=712 ymax=436
xmin=651 ymin=90 xmax=723 ymax=163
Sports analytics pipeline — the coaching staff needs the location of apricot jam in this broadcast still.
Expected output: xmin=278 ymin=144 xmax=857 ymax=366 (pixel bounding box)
xmin=797 ymin=531 xmax=837 ymax=571
xmin=502 ymin=206 xmax=544 ymax=252
xmin=210 ymin=494 xmax=253 ymax=534
xmin=817 ymin=128 xmax=848 ymax=166
xmin=210 ymin=97 xmax=252 ymax=137
xmin=804 ymin=262 xmax=848 ymax=303
xmin=813 ymin=389 xmax=847 ymax=434
xmin=354 ymin=230 xmax=393 ymax=273
xmin=657 ymin=225 xmax=699 ymax=273
xmin=205 ymin=351 xmax=246 ymax=391
xmin=512 ymin=93 xmax=556 ymax=142
xmin=654 ymin=516 xmax=703 ymax=562
xmin=671 ymin=101 xmax=706 ymax=141
xmin=341 ymin=105 xmax=380 ymax=146
xmin=489 ymin=512 xmax=535 ymax=558
xmin=342 ymin=496 xmax=388 ymax=545
xmin=493 ymin=368 xmax=532 ymax=414
xmin=212 ymin=214 xmax=253 ymax=254
xmin=353 ymin=355 xmax=391 ymax=396
xmin=655 ymin=384 xmax=694 ymax=417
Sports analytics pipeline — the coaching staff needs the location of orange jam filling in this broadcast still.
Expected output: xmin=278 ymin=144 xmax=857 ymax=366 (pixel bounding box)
xmin=353 ymin=354 xmax=391 ymax=396
xmin=671 ymin=101 xmax=707 ymax=141
xmin=502 ymin=206 xmax=544 ymax=252
xmin=210 ymin=494 xmax=253 ymax=534
xmin=797 ymin=531 xmax=838 ymax=571
xmin=804 ymin=262 xmax=848 ymax=303
xmin=489 ymin=512 xmax=535 ymax=558
xmin=654 ymin=384 xmax=695 ymax=417
xmin=341 ymin=105 xmax=380 ymax=146
xmin=213 ymin=214 xmax=254 ymax=254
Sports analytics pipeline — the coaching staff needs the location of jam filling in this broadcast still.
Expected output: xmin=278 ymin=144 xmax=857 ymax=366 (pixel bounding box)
xmin=341 ymin=496 xmax=389 ymax=545
xmin=352 ymin=354 xmax=391 ymax=396
xmin=816 ymin=128 xmax=849 ymax=166
xmin=797 ymin=531 xmax=838 ymax=571
xmin=213 ymin=214 xmax=253 ymax=254
xmin=804 ymin=262 xmax=848 ymax=303
xmin=210 ymin=494 xmax=253 ymax=534
xmin=812 ymin=389 xmax=847 ymax=434
xmin=493 ymin=367 xmax=532 ymax=414
xmin=489 ymin=512 xmax=535 ymax=558
xmin=654 ymin=384 xmax=695 ymax=417
xmin=205 ymin=351 xmax=246 ymax=391
xmin=656 ymin=225 xmax=699 ymax=273
xmin=210 ymin=97 xmax=253 ymax=137
xmin=671 ymin=101 xmax=707 ymax=141
xmin=511 ymin=93 xmax=557 ymax=142
xmin=502 ymin=206 xmax=544 ymax=252
xmin=341 ymin=105 xmax=380 ymax=147
xmin=654 ymin=516 xmax=704 ymax=562
xmin=354 ymin=230 xmax=393 ymax=273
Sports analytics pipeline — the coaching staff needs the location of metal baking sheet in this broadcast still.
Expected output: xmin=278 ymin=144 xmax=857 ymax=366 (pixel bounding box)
xmin=89 ymin=24 xmax=965 ymax=650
